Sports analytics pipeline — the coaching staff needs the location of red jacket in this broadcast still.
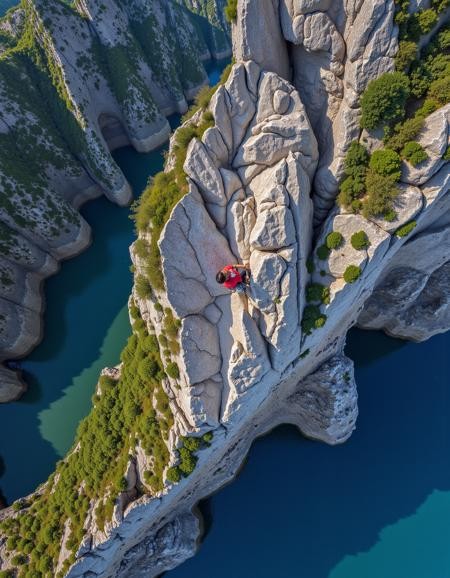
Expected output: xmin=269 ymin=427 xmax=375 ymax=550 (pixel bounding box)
xmin=222 ymin=265 xmax=242 ymax=289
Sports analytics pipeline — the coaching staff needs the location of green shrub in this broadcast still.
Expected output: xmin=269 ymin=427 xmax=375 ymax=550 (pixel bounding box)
xmin=362 ymin=170 xmax=399 ymax=218
xmin=326 ymin=231 xmax=344 ymax=249
xmin=385 ymin=116 xmax=424 ymax=151
xmin=202 ymin=431 xmax=213 ymax=444
xmin=396 ymin=220 xmax=417 ymax=237
xmin=415 ymin=98 xmax=439 ymax=119
xmin=166 ymin=362 xmax=180 ymax=379
xmin=225 ymin=0 xmax=237 ymax=22
xmin=337 ymin=142 xmax=369 ymax=208
xmin=183 ymin=437 xmax=202 ymax=452
xmin=166 ymin=466 xmax=181 ymax=484
xmin=134 ymin=239 xmax=149 ymax=258
xmin=316 ymin=244 xmax=330 ymax=260
xmin=135 ymin=275 xmax=152 ymax=299
xmin=360 ymin=72 xmax=410 ymax=129
xmin=306 ymin=256 xmax=314 ymax=274
xmin=428 ymin=75 xmax=450 ymax=105
xmin=0 ymin=571 xmax=14 ymax=578
xmin=11 ymin=554 xmax=27 ymax=565
xmin=178 ymin=447 xmax=197 ymax=476
xmin=6 ymin=536 xmax=18 ymax=550
xmin=350 ymin=231 xmax=370 ymax=250
xmin=443 ymin=145 xmax=450 ymax=161
xmin=138 ymin=357 xmax=159 ymax=380
xmin=369 ymin=149 xmax=402 ymax=179
xmin=343 ymin=265 xmax=362 ymax=283
xmin=417 ymin=9 xmax=438 ymax=34
xmin=306 ymin=283 xmax=330 ymax=304
xmin=301 ymin=305 xmax=327 ymax=334
xmin=395 ymin=40 xmax=418 ymax=72
xmin=401 ymin=141 xmax=428 ymax=165
xmin=344 ymin=141 xmax=370 ymax=171
xmin=142 ymin=334 xmax=160 ymax=354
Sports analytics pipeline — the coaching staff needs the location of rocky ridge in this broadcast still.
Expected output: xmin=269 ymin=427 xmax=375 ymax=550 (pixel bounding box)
xmin=0 ymin=0 xmax=449 ymax=576
xmin=0 ymin=0 xmax=230 ymax=401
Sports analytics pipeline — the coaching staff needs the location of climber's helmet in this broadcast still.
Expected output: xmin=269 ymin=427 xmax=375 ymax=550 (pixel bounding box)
xmin=216 ymin=270 xmax=227 ymax=284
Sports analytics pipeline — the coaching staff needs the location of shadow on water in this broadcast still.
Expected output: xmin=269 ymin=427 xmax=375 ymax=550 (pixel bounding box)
xmin=168 ymin=328 xmax=450 ymax=578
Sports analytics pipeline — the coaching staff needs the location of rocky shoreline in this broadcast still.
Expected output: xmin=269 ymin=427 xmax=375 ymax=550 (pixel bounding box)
xmin=0 ymin=0 xmax=231 ymax=401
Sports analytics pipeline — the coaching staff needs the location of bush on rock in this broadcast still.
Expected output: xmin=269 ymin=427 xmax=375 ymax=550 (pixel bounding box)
xmin=350 ymin=231 xmax=370 ymax=250
xmin=343 ymin=265 xmax=362 ymax=283
xmin=360 ymin=72 xmax=410 ymax=130
xmin=326 ymin=231 xmax=344 ymax=249
xmin=401 ymin=141 xmax=428 ymax=165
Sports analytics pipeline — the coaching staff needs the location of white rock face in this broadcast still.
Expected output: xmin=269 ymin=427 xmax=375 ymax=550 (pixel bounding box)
xmin=4 ymin=3 xmax=450 ymax=578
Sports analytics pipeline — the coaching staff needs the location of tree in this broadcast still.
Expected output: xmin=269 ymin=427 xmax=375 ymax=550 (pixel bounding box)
xmin=428 ymin=75 xmax=450 ymax=105
xmin=363 ymin=170 xmax=399 ymax=218
xmin=343 ymin=265 xmax=362 ymax=283
xmin=369 ymin=149 xmax=402 ymax=179
xmin=395 ymin=40 xmax=418 ymax=72
xmin=360 ymin=72 xmax=410 ymax=129
xmin=401 ymin=141 xmax=428 ymax=165
xmin=351 ymin=231 xmax=370 ymax=250
xmin=326 ymin=231 xmax=344 ymax=249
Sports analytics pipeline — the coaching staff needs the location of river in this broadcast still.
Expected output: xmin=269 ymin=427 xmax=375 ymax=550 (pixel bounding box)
xmin=1 ymin=50 xmax=450 ymax=577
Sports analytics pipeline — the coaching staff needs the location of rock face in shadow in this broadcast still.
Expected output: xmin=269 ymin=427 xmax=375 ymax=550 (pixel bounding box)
xmin=0 ymin=0 xmax=230 ymax=401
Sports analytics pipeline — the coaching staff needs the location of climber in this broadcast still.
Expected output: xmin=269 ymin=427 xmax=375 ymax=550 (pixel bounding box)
xmin=216 ymin=263 xmax=251 ymax=294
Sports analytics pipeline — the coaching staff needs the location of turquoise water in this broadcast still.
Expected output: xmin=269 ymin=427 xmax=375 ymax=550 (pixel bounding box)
xmin=0 ymin=52 xmax=449 ymax=576
xmin=167 ymin=328 xmax=450 ymax=578
xmin=0 ymin=144 xmax=166 ymax=501
xmin=0 ymin=0 xmax=16 ymax=16
xmin=0 ymin=61 xmax=226 ymax=503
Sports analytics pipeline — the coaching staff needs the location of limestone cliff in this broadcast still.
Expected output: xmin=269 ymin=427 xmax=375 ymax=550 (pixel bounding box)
xmin=0 ymin=0 xmax=449 ymax=577
xmin=0 ymin=0 xmax=230 ymax=401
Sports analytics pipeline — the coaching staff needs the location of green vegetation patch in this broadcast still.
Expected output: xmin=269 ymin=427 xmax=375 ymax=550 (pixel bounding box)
xmin=225 ymin=0 xmax=238 ymax=22
xmin=360 ymin=72 xmax=410 ymax=130
xmin=301 ymin=305 xmax=327 ymax=335
xmin=350 ymin=231 xmax=370 ymax=250
xmin=326 ymin=231 xmax=344 ymax=250
xmin=343 ymin=265 xmax=362 ymax=284
xmin=306 ymin=283 xmax=330 ymax=305
xmin=369 ymin=149 xmax=402 ymax=180
xmin=316 ymin=244 xmax=330 ymax=260
xmin=396 ymin=220 xmax=417 ymax=237
xmin=0 ymin=304 xmax=175 ymax=575
xmin=401 ymin=141 xmax=428 ymax=165
xmin=131 ymin=64 xmax=232 ymax=292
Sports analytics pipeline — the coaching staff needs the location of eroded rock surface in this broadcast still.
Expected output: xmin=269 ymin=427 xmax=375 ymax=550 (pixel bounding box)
xmin=1 ymin=1 xmax=450 ymax=577
xmin=0 ymin=0 xmax=230 ymax=401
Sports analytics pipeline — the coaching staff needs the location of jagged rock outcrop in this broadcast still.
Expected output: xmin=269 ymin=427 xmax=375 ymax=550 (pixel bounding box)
xmin=1 ymin=1 xmax=449 ymax=577
xmin=234 ymin=0 xmax=398 ymax=225
xmin=0 ymin=0 xmax=230 ymax=401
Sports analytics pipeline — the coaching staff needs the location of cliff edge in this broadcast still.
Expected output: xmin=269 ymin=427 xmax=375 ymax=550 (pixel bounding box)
xmin=0 ymin=0 xmax=230 ymax=400
xmin=0 ymin=0 xmax=449 ymax=576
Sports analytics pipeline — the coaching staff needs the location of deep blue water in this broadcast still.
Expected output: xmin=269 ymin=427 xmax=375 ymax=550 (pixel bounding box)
xmin=0 ymin=51 xmax=449 ymax=576
xmin=167 ymin=328 xmax=450 ymax=578
xmin=0 ymin=0 xmax=15 ymax=16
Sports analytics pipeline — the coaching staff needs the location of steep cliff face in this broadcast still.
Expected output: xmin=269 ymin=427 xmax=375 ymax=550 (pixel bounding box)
xmin=233 ymin=0 xmax=398 ymax=225
xmin=0 ymin=0 xmax=230 ymax=401
xmin=0 ymin=0 xmax=449 ymax=576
